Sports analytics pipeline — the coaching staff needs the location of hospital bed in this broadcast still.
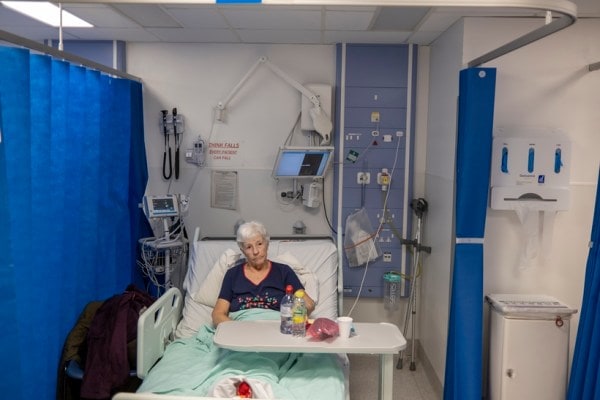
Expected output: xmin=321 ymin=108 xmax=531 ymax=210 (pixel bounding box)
xmin=113 ymin=229 xmax=348 ymax=400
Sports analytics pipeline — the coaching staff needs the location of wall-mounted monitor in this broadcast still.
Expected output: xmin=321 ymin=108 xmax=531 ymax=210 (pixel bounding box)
xmin=272 ymin=146 xmax=334 ymax=179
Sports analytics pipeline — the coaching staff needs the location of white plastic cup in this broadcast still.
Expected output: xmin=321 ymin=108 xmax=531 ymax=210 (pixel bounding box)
xmin=337 ymin=316 xmax=353 ymax=339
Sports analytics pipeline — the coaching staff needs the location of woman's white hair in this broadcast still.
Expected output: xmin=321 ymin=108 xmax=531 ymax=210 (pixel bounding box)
xmin=236 ymin=220 xmax=270 ymax=247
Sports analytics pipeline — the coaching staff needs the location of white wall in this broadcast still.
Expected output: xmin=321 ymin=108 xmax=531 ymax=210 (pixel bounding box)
xmin=422 ymin=17 xmax=600 ymax=388
xmin=419 ymin=19 xmax=465 ymax=386
xmin=471 ymin=15 xmax=600 ymax=364
xmin=127 ymin=44 xmax=336 ymax=237
xmin=129 ymin=42 xmax=428 ymax=331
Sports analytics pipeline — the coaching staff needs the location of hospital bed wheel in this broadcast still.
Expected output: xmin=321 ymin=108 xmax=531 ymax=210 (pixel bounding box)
xmin=396 ymin=358 xmax=403 ymax=369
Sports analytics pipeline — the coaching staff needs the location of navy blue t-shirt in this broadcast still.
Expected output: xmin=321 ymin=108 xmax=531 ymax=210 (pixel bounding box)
xmin=218 ymin=260 xmax=304 ymax=312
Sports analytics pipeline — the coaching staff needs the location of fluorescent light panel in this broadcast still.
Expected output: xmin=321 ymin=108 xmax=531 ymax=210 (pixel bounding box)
xmin=1 ymin=1 xmax=93 ymax=27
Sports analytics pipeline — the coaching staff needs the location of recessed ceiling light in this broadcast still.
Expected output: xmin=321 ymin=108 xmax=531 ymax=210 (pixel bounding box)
xmin=1 ymin=1 xmax=93 ymax=27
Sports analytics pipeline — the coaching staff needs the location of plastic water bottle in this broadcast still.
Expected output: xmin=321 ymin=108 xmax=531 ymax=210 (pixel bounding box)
xmin=291 ymin=289 xmax=307 ymax=337
xmin=280 ymin=284 xmax=294 ymax=334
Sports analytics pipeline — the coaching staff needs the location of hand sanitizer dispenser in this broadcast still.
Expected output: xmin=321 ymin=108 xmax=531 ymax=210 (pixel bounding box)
xmin=489 ymin=130 xmax=571 ymax=267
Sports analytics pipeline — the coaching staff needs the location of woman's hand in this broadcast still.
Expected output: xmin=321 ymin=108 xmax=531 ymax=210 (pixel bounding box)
xmin=303 ymin=292 xmax=316 ymax=316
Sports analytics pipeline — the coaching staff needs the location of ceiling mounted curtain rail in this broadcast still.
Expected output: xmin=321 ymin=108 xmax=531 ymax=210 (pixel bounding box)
xmin=589 ymin=62 xmax=600 ymax=72
xmin=468 ymin=12 xmax=576 ymax=67
xmin=0 ymin=28 xmax=141 ymax=82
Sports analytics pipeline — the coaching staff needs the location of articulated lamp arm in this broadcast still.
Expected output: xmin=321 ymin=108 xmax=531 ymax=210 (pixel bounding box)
xmin=215 ymin=56 xmax=332 ymax=145
xmin=261 ymin=57 xmax=320 ymax=108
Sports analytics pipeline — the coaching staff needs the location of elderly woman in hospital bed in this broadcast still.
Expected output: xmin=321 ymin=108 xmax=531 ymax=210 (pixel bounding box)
xmin=212 ymin=221 xmax=315 ymax=326
xmin=135 ymin=221 xmax=345 ymax=399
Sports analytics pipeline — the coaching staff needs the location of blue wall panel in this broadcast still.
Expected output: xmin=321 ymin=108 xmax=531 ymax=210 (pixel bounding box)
xmin=345 ymin=44 xmax=409 ymax=87
xmin=345 ymin=87 xmax=408 ymax=108
xmin=344 ymin=107 xmax=406 ymax=129
xmin=334 ymin=44 xmax=416 ymax=298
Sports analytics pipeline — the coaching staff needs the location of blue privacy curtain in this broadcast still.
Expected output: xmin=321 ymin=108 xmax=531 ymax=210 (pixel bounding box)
xmin=567 ymin=169 xmax=600 ymax=400
xmin=444 ymin=67 xmax=496 ymax=400
xmin=0 ymin=46 xmax=149 ymax=400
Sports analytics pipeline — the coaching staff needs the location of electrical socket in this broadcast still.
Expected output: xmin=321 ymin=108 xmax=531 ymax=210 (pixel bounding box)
xmin=383 ymin=252 xmax=392 ymax=262
xmin=356 ymin=172 xmax=371 ymax=184
xmin=377 ymin=170 xmax=391 ymax=186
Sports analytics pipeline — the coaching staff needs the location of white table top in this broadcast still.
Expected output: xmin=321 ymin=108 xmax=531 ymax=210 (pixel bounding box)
xmin=214 ymin=320 xmax=406 ymax=354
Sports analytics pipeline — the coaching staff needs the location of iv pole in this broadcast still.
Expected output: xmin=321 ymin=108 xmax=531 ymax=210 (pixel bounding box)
xmin=398 ymin=198 xmax=431 ymax=371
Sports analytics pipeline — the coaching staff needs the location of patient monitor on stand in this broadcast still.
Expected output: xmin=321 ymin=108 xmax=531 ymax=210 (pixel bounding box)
xmin=140 ymin=194 xmax=188 ymax=293
xmin=143 ymin=194 xmax=181 ymax=240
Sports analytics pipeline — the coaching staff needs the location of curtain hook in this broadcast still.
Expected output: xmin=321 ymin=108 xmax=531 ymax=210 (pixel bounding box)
xmin=58 ymin=3 xmax=63 ymax=51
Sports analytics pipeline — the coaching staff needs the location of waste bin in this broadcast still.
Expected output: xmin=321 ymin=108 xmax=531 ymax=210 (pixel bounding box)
xmin=486 ymin=294 xmax=577 ymax=400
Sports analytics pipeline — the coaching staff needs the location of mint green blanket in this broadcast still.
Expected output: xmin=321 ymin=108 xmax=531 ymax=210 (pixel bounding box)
xmin=137 ymin=309 xmax=345 ymax=399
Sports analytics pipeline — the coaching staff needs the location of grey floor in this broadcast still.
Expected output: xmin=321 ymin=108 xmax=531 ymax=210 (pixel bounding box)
xmin=348 ymin=354 xmax=440 ymax=400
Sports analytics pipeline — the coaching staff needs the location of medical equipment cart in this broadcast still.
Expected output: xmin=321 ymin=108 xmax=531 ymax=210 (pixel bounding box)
xmin=486 ymin=294 xmax=577 ymax=400
xmin=138 ymin=237 xmax=188 ymax=295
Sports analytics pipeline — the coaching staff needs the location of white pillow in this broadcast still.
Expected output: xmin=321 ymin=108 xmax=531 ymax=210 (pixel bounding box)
xmin=174 ymin=295 xmax=213 ymax=338
xmin=192 ymin=248 xmax=242 ymax=307
xmin=271 ymin=252 xmax=319 ymax=304
xmin=192 ymin=250 xmax=318 ymax=307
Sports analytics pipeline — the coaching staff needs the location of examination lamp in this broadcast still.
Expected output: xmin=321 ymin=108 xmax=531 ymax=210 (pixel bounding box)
xmin=215 ymin=56 xmax=332 ymax=145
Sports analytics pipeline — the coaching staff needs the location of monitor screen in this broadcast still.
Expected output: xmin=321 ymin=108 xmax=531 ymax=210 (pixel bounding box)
xmin=272 ymin=146 xmax=334 ymax=179
xmin=143 ymin=194 xmax=179 ymax=218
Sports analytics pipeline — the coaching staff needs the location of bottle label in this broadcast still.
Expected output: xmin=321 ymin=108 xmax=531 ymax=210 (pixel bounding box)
xmin=281 ymin=305 xmax=292 ymax=317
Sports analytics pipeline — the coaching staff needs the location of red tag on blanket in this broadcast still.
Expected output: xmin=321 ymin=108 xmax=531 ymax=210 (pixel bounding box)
xmin=236 ymin=381 xmax=252 ymax=398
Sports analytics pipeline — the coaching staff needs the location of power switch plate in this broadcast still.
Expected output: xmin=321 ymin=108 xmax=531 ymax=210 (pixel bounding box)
xmin=357 ymin=172 xmax=371 ymax=184
xmin=371 ymin=111 xmax=380 ymax=123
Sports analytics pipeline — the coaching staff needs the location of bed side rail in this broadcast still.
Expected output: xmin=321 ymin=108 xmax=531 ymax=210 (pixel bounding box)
xmin=137 ymin=287 xmax=183 ymax=379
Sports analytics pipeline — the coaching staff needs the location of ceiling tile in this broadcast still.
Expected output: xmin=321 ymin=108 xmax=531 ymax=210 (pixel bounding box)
xmin=148 ymin=28 xmax=240 ymax=43
xmin=65 ymin=27 xmax=160 ymax=42
xmin=417 ymin=11 xmax=462 ymax=32
xmin=112 ymin=4 xmax=181 ymax=28
xmin=325 ymin=10 xmax=375 ymax=31
xmin=370 ymin=7 xmax=431 ymax=31
xmin=325 ymin=6 xmax=378 ymax=12
xmin=222 ymin=9 xmax=322 ymax=30
xmin=64 ymin=5 xmax=141 ymax=29
xmin=238 ymin=29 xmax=322 ymax=44
xmin=164 ymin=6 xmax=228 ymax=29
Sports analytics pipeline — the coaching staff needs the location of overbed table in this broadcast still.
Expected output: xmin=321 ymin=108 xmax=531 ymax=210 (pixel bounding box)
xmin=214 ymin=320 xmax=407 ymax=400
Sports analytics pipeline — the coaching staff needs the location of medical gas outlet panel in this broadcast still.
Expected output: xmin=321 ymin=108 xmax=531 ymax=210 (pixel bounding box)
xmin=334 ymin=44 xmax=417 ymax=298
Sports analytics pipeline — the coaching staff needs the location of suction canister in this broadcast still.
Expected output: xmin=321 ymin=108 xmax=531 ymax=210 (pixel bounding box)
xmin=383 ymin=271 xmax=402 ymax=311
